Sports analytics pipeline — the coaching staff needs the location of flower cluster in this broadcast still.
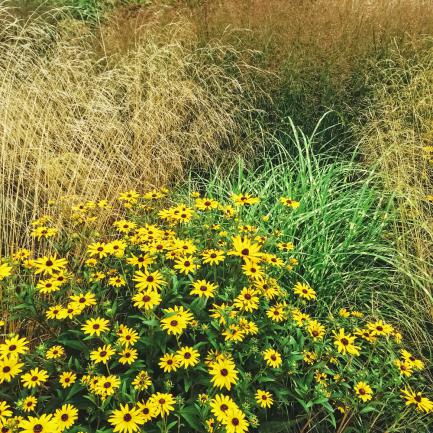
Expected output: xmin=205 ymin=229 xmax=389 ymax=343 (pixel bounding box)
xmin=0 ymin=188 xmax=431 ymax=433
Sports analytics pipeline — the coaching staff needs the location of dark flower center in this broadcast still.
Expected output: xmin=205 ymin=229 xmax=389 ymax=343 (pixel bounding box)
xmin=61 ymin=414 xmax=69 ymax=421
xmin=159 ymin=398 xmax=166 ymax=405
xmin=341 ymin=338 xmax=349 ymax=346
xmin=146 ymin=276 xmax=154 ymax=282
xmin=170 ymin=320 xmax=178 ymax=327
xmin=220 ymin=404 xmax=228 ymax=411
xmin=210 ymin=254 xmax=217 ymax=258
xmin=3 ymin=366 xmax=11 ymax=373
xmin=100 ymin=351 xmax=107 ymax=357
xmin=45 ymin=260 xmax=53 ymax=266
xmin=220 ymin=368 xmax=228 ymax=376
xmin=184 ymin=352 xmax=191 ymax=359
xmin=8 ymin=345 xmax=17 ymax=351
xmin=123 ymin=414 xmax=132 ymax=422
xmin=232 ymin=418 xmax=240 ymax=426
xmin=241 ymin=249 xmax=249 ymax=256
xmin=33 ymin=425 xmax=43 ymax=433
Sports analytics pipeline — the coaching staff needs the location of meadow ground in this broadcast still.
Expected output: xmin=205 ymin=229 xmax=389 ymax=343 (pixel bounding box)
xmin=0 ymin=1 xmax=432 ymax=432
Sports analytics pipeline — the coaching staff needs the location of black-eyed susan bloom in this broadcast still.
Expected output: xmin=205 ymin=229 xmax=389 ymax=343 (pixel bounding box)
xmin=22 ymin=396 xmax=37 ymax=413
xmin=19 ymin=414 xmax=58 ymax=433
xmin=176 ymin=346 xmax=200 ymax=368
xmin=132 ymin=289 xmax=161 ymax=310
xmin=354 ymin=381 xmax=373 ymax=402
xmin=190 ymin=279 xmax=218 ymax=298
xmin=262 ymin=348 xmax=282 ymax=368
xmin=333 ymin=328 xmax=360 ymax=356
xmin=173 ymin=255 xmax=199 ymax=275
xmin=159 ymin=353 xmax=181 ymax=373
xmin=293 ymin=282 xmax=316 ymax=300
xmin=209 ymin=359 xmax=239 ymax=390
xmin=401 ymin=349 xmax=425 ymax=370
xmin=117 ymin=326 xmax=139 ymax=347
xmin=108 ymin=404 xmax=145 ymax=433
xmin=59 ymin=371 xmax=77 ymax=388
xmin=149 ymin=392 xmax=176 ymax=417
xmin=21 ymin=368 xmax=49 ymax=389
xmin=136 ymin=400 xmax=157 ymax=423
xmin=222 ymin=407 xmax=249 ymax=433
xmin=255 ymin=390 xmax=274 ymax=408
xmin=0 ymin=356 xmax=23 ymax=383
xmin=90 ymin=344 xmax=115 ymax=364
xmin=0 ymin=335 xmax=29 ymax=358
xmin=133 ymin=270 xmax=166 ymax=291
xmin=201 ymin=249 xmax=225 ymax=265
xmin=132 ymin=371 xmax=151 ymax=391
xmin=81 ymin=317 xmax=110 ymax=337
xmin=228 ymin=236 xmax=262 ymax=262
xmin=307 ymin=319 xmax=325 ymax=341
xmin=210 ymin=394 xmax=237 ymax=422
xmin=401 ymin=387 xmax=433 ymax=413
xmin=54 ymin=404 xmax=78 ymax=430
xmin=0 ymin=262 xmax=12 ymax=281
xmin=0 ymin=401 xmax=12 ymax=423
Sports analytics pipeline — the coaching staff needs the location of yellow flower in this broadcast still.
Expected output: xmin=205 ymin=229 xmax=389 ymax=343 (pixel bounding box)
xmin=22 ymin=396 xmax=37 ymax=413
xmin=176 ymin=346 xmax=200 ymax=368
xmin=354 ymin=381 xmax=373 ymax=402
xmin=400 ymin=349 xmax=425 ymax=370
xmin=81 ymin=317 xmax=110 ymax=337
xmin=173 ymin=255 xmax=199 ymax=275
xmin=367 ymin=320 xmax=394 ymax=336
xmin=119 ymin=348 xmax=138 ymax=365
xmin=159 ymin=353 xmax=181 ymax=373
xmin=87 ymin=242 xmax=109 ymax=259
xmin=54 ymin=404 xmax=78 ymax=430
xmin=293 ymin=282 xmax=316 ymax=300
xmin=333 ymin=329 xmax=360 ymax=356
xmin=195 ymin=198 xmax=219 ymax=211
xmin=190 ymin=280 xmax=218 ymax=298
xmin=149 ymin=393 xmax=176 ymax=417
xmin=0 ymin=400 xmax=12 ymax=423
xmin=136 ymin=400 xmax=157 ymax=422
xmin=339 ymin=308 xmax=350 ymax=318
xmin=133 ymin=270 xmax=166 ymax=291
xmin=307 ymin=320 xmax=325 ymax=341
xmin=231 ymin=192 xmax=260 ymax=206
xmin=279 ymin=197 xmax=300 ymax=208
xmin=222 ymin=407 xmax=249 ymax=433
xmin=262 ymin=348 xmax=282 ymax=368
xmin=228 ymin=236 xmax=262 ymax=262
xmin=59 ymin=371 xmax=77 ymax=388
xmin=132 ymin=290 xmax=161 ymax=310
xmin=210 ymin=394 xmax=237 ymax=422
xmin=401 ymin=387 xmax=433 ymax=413
xmin=201 ymin=249 xmax=225 ymax=265
xmin=90 ymin=344 xmax=115 ymax=364
xmin=394 ymin=359 xmax=413 ymax=377
xmin=0 ymin=335 xmax=29 ymax=358
xmin=132 ymin=371 xmax=151 ymax=391
xmin=255 ymin=390 xmax=274 ymax=408
xmin=209 ymin=359 xmax=239 ymax=390
xmin=21 ymin=368 xmax=49 ymax=389
xmin=19 ymin=414 xmax=58 ymax=433
xmin=32 ymin=255 xmax=68 ymax=276
xmin=96 ymin=375 xmax=120 ymax=397
xmin=108 ymin=404 xmax=145 ymax=433
xmin=0 ymin=355 xmax=24 ymax=383
xmin=233 ymin=287 xmax=259 ymax=312
xmin=117 ymin=326 xmax=139 ymax=347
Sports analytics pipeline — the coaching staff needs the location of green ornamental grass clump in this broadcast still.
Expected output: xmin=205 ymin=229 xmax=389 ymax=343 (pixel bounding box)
xmin=0 ymin=150 xmax=432 ymax=433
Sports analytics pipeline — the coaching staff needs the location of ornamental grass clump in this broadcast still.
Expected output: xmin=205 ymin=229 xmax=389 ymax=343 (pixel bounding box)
xmin=0 ymin=186 xmax=432 ymax=433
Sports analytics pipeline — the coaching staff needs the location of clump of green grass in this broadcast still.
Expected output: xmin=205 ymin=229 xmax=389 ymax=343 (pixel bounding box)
xmin=185 ymin=117 xmax=433 ymax=359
